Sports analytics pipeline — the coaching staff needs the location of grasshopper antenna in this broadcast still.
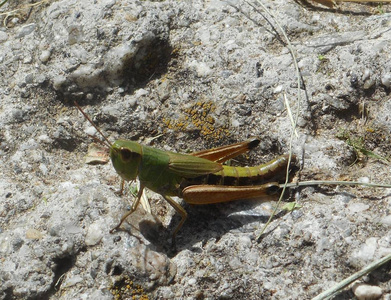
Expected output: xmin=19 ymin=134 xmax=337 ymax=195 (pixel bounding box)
xmin=74 ymin=101 xmax=112 ymax=148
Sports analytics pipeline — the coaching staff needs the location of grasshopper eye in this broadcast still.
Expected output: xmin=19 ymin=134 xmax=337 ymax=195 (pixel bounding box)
xmin=120 ymin=148 xmax=133 ymax=162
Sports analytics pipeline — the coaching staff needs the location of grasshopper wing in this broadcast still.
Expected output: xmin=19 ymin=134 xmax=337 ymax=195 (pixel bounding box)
xmin=168 ymin=152 xmax=223 ymax=178
xmin=191 ymin=138 xmax=260 ymax=163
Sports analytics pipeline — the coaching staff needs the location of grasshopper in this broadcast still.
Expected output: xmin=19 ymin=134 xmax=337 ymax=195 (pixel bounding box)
xmin=75 ymin=102 xmax=297 ymax=240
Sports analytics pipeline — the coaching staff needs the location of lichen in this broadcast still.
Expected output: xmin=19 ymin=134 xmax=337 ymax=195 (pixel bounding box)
xmin=163 ymin=100 xmax=230 ymax=140
xmin=110 ymin=276 xmax=149 ymax=300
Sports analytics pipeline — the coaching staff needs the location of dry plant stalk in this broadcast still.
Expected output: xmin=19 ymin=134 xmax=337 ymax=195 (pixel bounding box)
xmin=308 ymin=0 xmax=391 ymax=8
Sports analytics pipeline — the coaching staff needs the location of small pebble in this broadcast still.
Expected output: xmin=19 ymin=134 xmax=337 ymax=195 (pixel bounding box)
xmin=351 ymin=237 xmax=377 ymax=264
xmin=362 ymin=69 xmax=371 ymax=81
xmin=188 ymin=278 xmax=196 ymax=285
xmin=52 ymin=75 xmax=67 ymax=90
xmin=363 ymin=78 xmax=376 ymax=90
xmin=273 ymin=85 xmax=283 ymax=93
xmin=17 ymin=23 xmax=36 ymax=38
xmin=381 ymin=73 xmax=391 ymax=88
xmin=134 ymin=88 xmax=149 ymax=98
xmin=129 ymin=98 xmax=137 ymax=107
xmin=26 ymin=228 xmax=43 ymax=240
xmin=352 ymin=282 xmax=382 ymax=300
xmin=358 ymin=177 xmax=370 ymax=184
xmin=40 ymin=50 xmax=51 ymax=63
xmin=63 ymin=275 xmax=83 ymax=288
xmin=231 ymin=119 xmax=240 ymax=127
xmin=85 ymin=222 xmax=103 ymax=246
xmin=188 ymin=60 xmax=212 ymax=77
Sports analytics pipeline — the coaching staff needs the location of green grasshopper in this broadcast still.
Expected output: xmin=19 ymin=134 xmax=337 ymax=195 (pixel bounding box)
xmin=75 ymin=102 xmax=297 ymax=239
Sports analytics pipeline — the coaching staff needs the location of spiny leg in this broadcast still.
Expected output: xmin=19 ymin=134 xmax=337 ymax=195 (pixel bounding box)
xmin=162 ymin=195 xmax=188 ymax=241
xmin=115 ymin=179 xmax=125 ymax=196
xmin=110 ymin=183 xmax=145 ymax=233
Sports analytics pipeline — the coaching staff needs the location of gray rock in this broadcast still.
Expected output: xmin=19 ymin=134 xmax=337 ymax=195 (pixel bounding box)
xmin=1 ymin=0 xmax=391 ymax=299
xmin=352 ymin=282 xmax=383 ymax=300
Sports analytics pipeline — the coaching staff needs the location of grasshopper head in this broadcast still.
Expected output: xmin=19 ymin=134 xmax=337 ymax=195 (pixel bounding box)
xmin=110 ymin=140 xmax=142 ymax=181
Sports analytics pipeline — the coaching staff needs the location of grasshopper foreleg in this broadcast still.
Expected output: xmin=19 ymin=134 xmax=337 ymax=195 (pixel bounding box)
xmin=114 ymin=179 xmax=125 ymax=196
xmin=110 ymin=183 xmax=145 ymax=233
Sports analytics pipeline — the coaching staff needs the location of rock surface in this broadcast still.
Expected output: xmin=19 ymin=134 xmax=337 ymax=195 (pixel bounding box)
xmin=0 ymin=0 xmax=391 ymax=299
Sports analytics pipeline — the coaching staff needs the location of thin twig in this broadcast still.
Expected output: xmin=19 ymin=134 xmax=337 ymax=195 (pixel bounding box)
xmin=313 ymin=252 xmax=391 ymax=300
xmin=245 ymin=0 xmax=302 ymax=241
xmin=0 ymin=0 xmax=51 ymax=16
xmin=280 ymin=180 xmax=391 ymax=189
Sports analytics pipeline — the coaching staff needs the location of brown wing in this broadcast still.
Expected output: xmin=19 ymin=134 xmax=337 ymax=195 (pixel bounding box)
xmin=191 ymin=138 xmax=260 ymax=163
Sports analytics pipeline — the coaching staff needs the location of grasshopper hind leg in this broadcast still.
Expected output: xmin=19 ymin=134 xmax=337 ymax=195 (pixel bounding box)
xmin=162 ymin=195 xmax=188 ymax=244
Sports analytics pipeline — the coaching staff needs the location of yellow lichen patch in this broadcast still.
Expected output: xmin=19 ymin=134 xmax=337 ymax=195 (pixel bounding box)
xmin=163 ymin=101 xmax=230 ymax=140
xmin=110 ymin=276 xmax=149 ymax=300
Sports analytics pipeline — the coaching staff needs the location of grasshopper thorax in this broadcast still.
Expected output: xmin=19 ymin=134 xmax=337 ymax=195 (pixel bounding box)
xmin=110 ymin=140 xmax=143 ymax=181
